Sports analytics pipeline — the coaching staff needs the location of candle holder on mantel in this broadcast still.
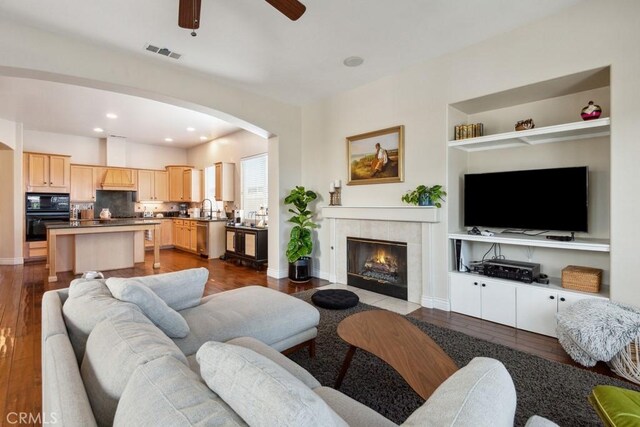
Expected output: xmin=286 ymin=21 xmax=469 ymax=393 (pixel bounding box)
xmin=329 ymin=180 xmax=342 ymax=206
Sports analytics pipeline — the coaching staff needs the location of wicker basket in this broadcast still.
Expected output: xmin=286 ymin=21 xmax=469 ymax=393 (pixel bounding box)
xmin=561 ymin=265 xmax=602 ymax=293
xmin=609 ymin=338 xmax=640 ymax=385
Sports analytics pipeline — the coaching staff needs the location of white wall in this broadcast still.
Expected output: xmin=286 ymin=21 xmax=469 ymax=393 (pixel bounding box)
xmin=0 ymin=117 xmax=16 ymax=150
xmin=187 ymin=130 xmax=268 ymax=204
xmin=301 ymin=0 xmax=640 ymax=306
xmin=0 ymin=120 xmax=23 ymax=264
xmin=23 ymin=130 xmax=187 ymax=169
xmin=125 ymin=140 xmax=188 ymax=170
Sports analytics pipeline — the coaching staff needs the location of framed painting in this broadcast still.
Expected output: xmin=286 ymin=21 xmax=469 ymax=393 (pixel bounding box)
xmin=347 ymin=125 xmax=404 ymax=185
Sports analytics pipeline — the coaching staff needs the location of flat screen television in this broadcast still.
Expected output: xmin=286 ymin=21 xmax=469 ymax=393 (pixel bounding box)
xmin=464 ymin=166 xmax=588 ymax=232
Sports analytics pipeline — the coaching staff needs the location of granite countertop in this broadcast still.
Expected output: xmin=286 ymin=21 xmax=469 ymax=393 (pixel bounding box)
xmin=45 ymin=219 xmax=161 ymax=230
xmin=172 ymin=217 xmax=229 ymax=222
xmin=225 ymin=224 xmax=268 ymax=231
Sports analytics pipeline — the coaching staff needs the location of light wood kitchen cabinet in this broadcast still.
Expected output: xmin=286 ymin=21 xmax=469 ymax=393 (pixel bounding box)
xmin=160 ymin=219 xmax=173 ymax=246
xmin=183 ymin=169 xmax=202 ymax=202
xmin=25 ymin=152 xmax=71 ymax=193
xmin=167 ymin=166 xmax=201 ymax=202
xmin=137 ymin=170 xmax=169 ymax=201
xmin=70 ymin=165 xmax=95 ymax=201
xmin=215 ymin=162 xmax=235 ymax=201
xmin=173 ymin=219 xmax=193 ymax=251
xmin=189 ymin=221 xmax=197 ymax=252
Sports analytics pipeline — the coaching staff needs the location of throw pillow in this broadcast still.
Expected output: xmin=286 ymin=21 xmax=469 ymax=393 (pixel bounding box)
xmin=63 ymin=279 xmax=142 ymax=361
xmin=107 ymin=281 xmax=190 ymax=338
xmin=197 ymin=341 xmax=347 ymax=427
xmin=105 ymin=267 xmax=208 ymax=311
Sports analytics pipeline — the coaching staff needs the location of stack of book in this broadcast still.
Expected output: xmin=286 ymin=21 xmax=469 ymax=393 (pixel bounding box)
xmin=454 ymin=123 xmax=484 ymax=140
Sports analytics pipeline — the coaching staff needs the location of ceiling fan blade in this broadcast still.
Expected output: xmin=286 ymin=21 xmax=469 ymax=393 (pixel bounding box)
xmin=178 ymin=0 xmax=201 ymax=29
xmin=264 ymin=0 xmax=306 ymax=21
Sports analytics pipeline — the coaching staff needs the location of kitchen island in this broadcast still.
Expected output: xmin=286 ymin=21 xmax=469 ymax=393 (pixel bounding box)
xmin=46 ymin=219 xmax=161 ymax=282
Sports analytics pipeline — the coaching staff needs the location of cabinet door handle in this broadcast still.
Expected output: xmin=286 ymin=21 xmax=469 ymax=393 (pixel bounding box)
xmin=473 ymin=282 xmax=478 ymax=286
xmin=549 ymin=295 xmax=555 ymax=300
xmin=481 ymin=283 xmax=486 ymax=287
xmin=560 ymin=297 xmax=566 ymax=302
xmin=50 ymin=182 xmax=53 ymax=184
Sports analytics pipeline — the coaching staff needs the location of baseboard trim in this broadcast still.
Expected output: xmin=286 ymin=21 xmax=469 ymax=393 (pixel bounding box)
xmin=421 ymin=296 xmax=450 ymax=311
xmin=267 ymin=267 xmax=288 ymax=279
xmin=311 ymin=269 xmax=329 ymax=281
xmin=0 ymin=257 xmax=24 ymax=265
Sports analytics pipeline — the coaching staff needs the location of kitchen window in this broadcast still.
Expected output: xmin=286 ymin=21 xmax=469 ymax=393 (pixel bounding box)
xmin=204 ymin=166 xmax=215 ymax=201
xmin=241 ymin=153 xmax=268 ymax=214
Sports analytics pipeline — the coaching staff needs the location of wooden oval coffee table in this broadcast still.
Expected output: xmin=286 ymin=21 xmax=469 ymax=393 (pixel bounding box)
xmin=335 ymin=310 xmax=458 ymax=400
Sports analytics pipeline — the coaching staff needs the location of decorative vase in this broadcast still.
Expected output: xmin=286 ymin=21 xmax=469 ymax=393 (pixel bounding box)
xmin=99 ymin=208 xmax=112 ymax=219
xmin=418 ymin=194 xmax=433 ymax=206
xmin=289 ymin=257 xmax=312 ymax=282
xmin=581 ymin=101 xmax=602 ymax=121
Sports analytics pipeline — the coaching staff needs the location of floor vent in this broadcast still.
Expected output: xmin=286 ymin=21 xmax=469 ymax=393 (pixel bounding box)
xmin=144 ymin=44 xmax=182 ymax=60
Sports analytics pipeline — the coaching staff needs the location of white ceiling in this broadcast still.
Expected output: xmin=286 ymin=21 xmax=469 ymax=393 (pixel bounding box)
xmin=0 ymin=0 xmax=584 ymax=148
xmin=0 ymin=76 xmax=240 ymax=147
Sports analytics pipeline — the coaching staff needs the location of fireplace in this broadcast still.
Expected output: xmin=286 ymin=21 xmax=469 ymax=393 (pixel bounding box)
xmin=346 ymin=237 xmax=408 ymax=300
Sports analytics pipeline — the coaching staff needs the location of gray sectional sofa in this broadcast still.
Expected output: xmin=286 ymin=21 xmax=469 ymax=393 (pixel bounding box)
xmin=42 ymin=268 xmax=554 ymax=426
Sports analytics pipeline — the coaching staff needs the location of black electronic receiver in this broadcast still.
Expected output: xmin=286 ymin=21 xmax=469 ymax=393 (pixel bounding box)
xmin=483 ymin=259 xmax=541 ymax=284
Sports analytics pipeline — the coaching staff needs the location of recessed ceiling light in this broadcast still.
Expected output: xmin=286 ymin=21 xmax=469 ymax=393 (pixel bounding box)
xmin=93 ymin=127 xmax=104 ymax=132
xmin=199 ymin=136 xmax=207 ymax=141
xmin=106 ymin=113 xmax=118 ymax=119
xmin=186 ymin=127 xmax=195 ymax=132
xmin=164 ymin=138 xmax=173 ymax=142
xmin=343 ymin=56 xmax=364 ymax=67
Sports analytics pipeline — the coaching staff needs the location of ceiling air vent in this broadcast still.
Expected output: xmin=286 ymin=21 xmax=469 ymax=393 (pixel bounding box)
xmin=144 ymin=44 xmax=182 ymax=60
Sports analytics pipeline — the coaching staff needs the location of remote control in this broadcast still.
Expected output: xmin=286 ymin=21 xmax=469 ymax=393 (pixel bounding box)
xmin=546 ymin=235 xmax=572 ymax=241
xmin=481 ymin=230 xmax=495 ymax=237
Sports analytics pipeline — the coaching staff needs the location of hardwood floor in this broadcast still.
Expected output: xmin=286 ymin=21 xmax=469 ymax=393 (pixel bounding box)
xmin=0 ymin=249 xmax=621 ymax=425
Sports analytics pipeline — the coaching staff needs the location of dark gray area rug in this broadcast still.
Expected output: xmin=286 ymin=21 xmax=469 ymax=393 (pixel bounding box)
xmin=289 ymin=289 xmax=640 ymax=426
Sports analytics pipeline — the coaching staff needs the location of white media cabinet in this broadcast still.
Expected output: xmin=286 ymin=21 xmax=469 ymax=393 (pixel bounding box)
xmin=446 ymin=67 xmax=611 ymax=337
xmin=449 ymin=232 xmax=609 ymax=337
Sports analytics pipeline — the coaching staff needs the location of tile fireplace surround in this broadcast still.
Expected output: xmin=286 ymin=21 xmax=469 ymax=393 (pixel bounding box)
xmin=322 ymin=206 xmax=440 ymax=307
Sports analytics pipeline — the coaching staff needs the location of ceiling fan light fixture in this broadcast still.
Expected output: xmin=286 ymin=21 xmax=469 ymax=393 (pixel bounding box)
xmin=343 ymin=56 xmax=364 ymax=67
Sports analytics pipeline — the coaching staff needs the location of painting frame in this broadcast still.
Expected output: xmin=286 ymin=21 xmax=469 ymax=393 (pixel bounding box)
xmin=347 ymin=125 xmax=404 ymax=185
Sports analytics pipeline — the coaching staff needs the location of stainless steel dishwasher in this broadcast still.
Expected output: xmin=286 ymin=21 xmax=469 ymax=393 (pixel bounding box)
xmin=196 ymin=221 xmax=208 ymax=257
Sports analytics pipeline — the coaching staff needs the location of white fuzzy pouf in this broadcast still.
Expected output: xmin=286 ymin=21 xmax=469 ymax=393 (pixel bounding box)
xmin=556 ymin=299 xmax=640 ymax=367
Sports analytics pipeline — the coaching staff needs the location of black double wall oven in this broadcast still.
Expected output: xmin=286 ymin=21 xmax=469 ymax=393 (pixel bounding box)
xmin=25 ymin=193 xmax=70 ymax=242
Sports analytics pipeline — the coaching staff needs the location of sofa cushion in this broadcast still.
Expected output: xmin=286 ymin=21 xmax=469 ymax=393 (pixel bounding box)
xmin=174 ymin=286 xmax=320 ymax=356
xmin=106 ymin=267 xmax=208 ymax=311
xmin=114 ymin=355 xmax=246 ymax=427
xmin=43 ymin=334 xmax=98 ymax=427
xmin=63 ymin=279 xmax=142 ymax=361
xmin=402 ymin=357 xmax=516 ymax=427
xmin=226 ymin=337 xmax=321 ymax=389
xmin=81 ymin=309 xmax=188 ymax=427
xmin=197 ymin=341 xmax=347 ymax=427
xmin=314 ymin=386 xmax=397 ymax=427
xmin=106 ymin=281 xmax=190 ymax=338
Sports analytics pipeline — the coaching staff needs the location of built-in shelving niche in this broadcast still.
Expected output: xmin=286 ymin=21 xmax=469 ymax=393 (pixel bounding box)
xmin=446 ymin=66 xmax=611 ymax=284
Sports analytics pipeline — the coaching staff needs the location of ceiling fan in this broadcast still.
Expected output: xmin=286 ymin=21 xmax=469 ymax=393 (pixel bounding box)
xmin=178 ymin=0 xmax=306 ymax=35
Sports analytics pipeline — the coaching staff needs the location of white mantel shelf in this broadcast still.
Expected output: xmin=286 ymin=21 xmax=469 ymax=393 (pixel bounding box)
xmin=322 ymin=206 xmax=440 ymax=223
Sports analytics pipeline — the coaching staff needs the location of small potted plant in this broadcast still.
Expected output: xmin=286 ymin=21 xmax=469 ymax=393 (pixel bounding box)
xmin=284 ymin=186 xmax=318 ymax=282
xmin=401 ymin=184 xmax=447 ymax=207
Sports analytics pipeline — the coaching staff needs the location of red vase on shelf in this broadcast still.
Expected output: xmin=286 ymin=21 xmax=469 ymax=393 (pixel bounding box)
xmin=581 ymin=101 xmax=602 ymax=121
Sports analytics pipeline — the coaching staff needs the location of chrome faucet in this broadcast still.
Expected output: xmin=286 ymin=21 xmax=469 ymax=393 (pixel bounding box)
xmin=202 ymin=199 xmax=213 ymax=219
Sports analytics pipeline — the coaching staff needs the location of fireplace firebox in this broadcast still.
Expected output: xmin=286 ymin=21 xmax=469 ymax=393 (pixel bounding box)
xmin=346 ymin=237 xmax=408 ymax=300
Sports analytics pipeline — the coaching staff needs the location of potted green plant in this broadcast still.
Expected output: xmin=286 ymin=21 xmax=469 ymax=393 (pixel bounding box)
xmin=401 ymin=184 xmax=447 ymax=207
xmin=284 ymin=186 xmax=318 ymax=282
